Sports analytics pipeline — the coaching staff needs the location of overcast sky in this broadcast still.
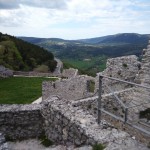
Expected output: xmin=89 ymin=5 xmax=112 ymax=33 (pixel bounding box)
xmin=0 ymin=0 xmax=150 ymax=39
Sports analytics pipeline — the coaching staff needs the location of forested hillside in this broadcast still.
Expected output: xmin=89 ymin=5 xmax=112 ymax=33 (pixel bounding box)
xmin=0 ymin=33 xmax=57 ymax=72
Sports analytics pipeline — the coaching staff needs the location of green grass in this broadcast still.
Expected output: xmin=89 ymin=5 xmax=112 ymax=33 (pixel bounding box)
xmin=0 ymin=77 xmax=57 ymax=104
xmin=63 ymin=56 xmax=107 ymax=76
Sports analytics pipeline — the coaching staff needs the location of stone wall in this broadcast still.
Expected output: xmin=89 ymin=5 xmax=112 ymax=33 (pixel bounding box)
xmin=0 ymin=97 xmax=148 ymax=149
xmin=42 ymin=96 xmax=148 ymax=149
xmin=0 ymin=104 xmax=43 ymax=140
xmin=72 ymin=88 xmax=136 ymax=120
xmin=42 ymin=97 xmax=90 ymax=146
xmin=0 ymin=65 xmax=13 ymax=78
xmin=42 ymin=75 xmax=95 ymax=101
xmin=135 ymin=40 xmax=150 ymax=86
xmin=13 ymin=71 xmax=61 ymax=77
xmin=72 ymin=89 xmax=150 ymax=145
xmin=62 ymin=68 xmax=78 ymax=79
xmin=13 ymin=68 xmax=78 ymax=79
xmin=95 ymin=55 xmax=141 ymax=93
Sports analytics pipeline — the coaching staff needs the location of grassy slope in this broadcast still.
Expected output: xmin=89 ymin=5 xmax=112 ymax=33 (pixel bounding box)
xmin=63 ymin=56 xmax=107 ymax=76
xmin=0 ymin=77 xmax=57 ymax=104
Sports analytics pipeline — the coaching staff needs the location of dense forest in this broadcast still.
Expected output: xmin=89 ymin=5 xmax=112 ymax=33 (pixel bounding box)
xmin=0 ymin=32 xmax=57 ymax=72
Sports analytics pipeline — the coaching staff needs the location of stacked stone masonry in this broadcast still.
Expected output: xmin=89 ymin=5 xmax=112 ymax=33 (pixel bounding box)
xmin=42 ymin=75 xmax=95 ymax=101
xmin=62 ymin=68 xmax=79 ymax=79
xmin=95 ymin=55 xmax=141 ymax=93
xmin=135 ymin=40 xmax=150 ymax=85
xmin=0 ymin=104 xmax=43 ymax=140
xmin=13 ymin=68 xmax=78 ymax=79
xmin=42 ymin=96 xmax=149 ymax=149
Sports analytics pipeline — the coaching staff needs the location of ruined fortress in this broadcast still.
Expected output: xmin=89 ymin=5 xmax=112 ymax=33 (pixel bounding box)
xmin=0 ymin=41 xmax=150 ymax=149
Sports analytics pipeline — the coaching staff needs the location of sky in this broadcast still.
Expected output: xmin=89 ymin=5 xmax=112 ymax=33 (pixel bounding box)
xmin=0 ymin=0 xmax=150 ymax=39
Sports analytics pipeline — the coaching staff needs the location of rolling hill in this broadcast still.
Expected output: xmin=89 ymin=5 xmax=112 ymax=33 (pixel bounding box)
xmin=19 ymin=33 xmax=150 ymax=76
xmin=0 ymin=32 xmax=57 ymax=72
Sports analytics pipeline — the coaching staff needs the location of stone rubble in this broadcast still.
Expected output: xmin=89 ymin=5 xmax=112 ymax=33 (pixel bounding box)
xmin=0 ymin=65 xmax=13 ymax=78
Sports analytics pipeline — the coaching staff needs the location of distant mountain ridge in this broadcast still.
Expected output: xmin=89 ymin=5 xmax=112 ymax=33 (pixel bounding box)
xmin=19 ymin=33 xmax=150 ymax=45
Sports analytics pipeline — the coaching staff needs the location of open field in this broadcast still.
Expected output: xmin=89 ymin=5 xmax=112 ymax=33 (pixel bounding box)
xmin=0 ymin=77 xmax=57 ymax=104
xmin=63 ymin=56 xmax=107 ymax=76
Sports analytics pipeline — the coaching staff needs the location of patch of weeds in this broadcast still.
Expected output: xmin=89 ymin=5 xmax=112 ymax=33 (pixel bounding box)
xmin=87 ymin=80 xmax=95 ymax=93
xmin=122 ymin=108 xmax=125 ymax=113
xmin=122 ymin=63 xmax=128 ymax=68
xmin=93 ymin=143 xmax=106 ymax=150
xmin=39 ymin=135 xmax=53 ymax=147
xmin=87 ymin=104 xmax=92 ymax=109
xmin=113 ymin=107 xmax=118 ymax=111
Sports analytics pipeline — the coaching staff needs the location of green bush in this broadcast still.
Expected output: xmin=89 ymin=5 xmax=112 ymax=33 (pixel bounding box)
xmin=88 ymin=80 xmax=95 ymax=93
xmin=93 ymin=143 xmax=106 ymax=150
xmin=122 ymin=63 xmax=128 ymax=68
xmin=39 ymin=135 xmax=53 ymax=147
xmin=34 ymin=65 xmax=49 ymax=72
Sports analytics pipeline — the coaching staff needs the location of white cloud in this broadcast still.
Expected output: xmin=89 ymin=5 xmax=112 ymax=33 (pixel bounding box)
xmin=0 ymin=0 xmax=150 ymax=39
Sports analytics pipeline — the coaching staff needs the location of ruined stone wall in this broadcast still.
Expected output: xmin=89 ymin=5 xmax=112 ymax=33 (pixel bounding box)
xmin=42 ymin=97 xmax=90 ymax=146
xmin=135 ymin=40 xmax=150 ymax=86
xmin=95 ymin=55 xmax=141 ymax=93
xmin=72 ymin=88 xmax=136 ymax=120
xmin=0 ymin=65 xmax=13 ymax=78
xmin=0 ymin=104 xmax=43 ymax=140
xmin=13 ymin=71 xmax=61 ymax=77
xmin=72 ymin=89 xmax=150 ymax=145
xmin=42 ymin=96 xmax=148 ymax=149
xmin=42 ymin=75 xmax=95 ymax=101
xmin=13 ymin=68 xmax=78 ymax=78
xmin=62 ymin=68 xmax=78 ymax=79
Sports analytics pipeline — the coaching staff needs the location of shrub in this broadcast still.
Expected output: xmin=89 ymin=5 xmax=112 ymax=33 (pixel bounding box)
xmin=39 ymin=135 xmax=53 ymax=147
xmin=87 ymin=80 xmax=95 ymax=93
xmin=34 ymin=65 xmax=49 ymax=72
xmin=93 ymin=143 xmax=106 ymax=150
xmin=122 ymin=63 xmax=128 ymax=68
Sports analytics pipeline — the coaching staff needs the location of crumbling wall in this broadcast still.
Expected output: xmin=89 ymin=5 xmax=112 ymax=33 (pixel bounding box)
xmin=0 ymin=65 xmax=13 ymax=78
xmin=42 ymin=96 xmax=148 ymax=149
xmin=62 ymin=68 xmax=78 ymax=79
xmin=0 ymin=104 xmax=43 ymax=140
xmin=95 ymin=55 xmax=141 ymax=93
xmin=72 ymin=88 xmax=150 ymax=145
xmin=135 ymin=40 xmax=150 ymax=86
xmin=42 ymin=75 xmax=95 ymax=101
